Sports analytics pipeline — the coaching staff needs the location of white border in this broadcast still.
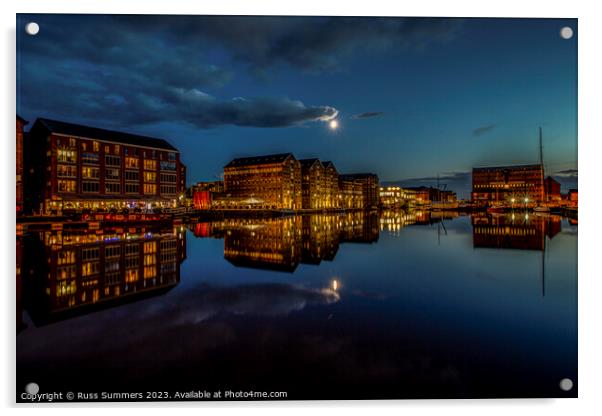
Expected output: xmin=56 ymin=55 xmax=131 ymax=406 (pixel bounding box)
xmin=3 ymin=0 xmax=601 ymax=414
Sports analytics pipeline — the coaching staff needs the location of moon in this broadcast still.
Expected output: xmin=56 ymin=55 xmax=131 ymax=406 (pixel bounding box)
xmin=329 ymin=120 xmax=339 ymax=130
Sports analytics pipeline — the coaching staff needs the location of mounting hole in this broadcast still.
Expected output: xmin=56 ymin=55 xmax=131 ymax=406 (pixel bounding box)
xmin=560 ymin=26 xmax=573 ymax=40
xmin=25 ymin=382 xmax=39 ymax=395
xmin=25 ymin=22 xmax=39 ymax=36
xmin=559 ymin=378 xmax=573 ymax=391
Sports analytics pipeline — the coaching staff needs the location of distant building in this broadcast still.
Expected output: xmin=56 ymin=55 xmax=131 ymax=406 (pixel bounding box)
xmin=472 ymin=164 xmax=544 ymax=205
xmin=339 ymin=173 xmax=379 ymax=209
xmin=223 ymin=153 xmax=302 ymax=210
xmin=379 ymin=186 xmax=403 ymax=208
xmin=300 ymin=158 xmax=325 ymax=209
xmin=322 ymin=161 xmax=340 ymax=209
xmin=567 ymin=189 xmax=578 ymax=207
xmin=191 ymin=181 xmax=224 ymax=210
xmin=403 ymin=187 xmax=432 ymax=206
xmin=16 ymin=115 xmax=28 ymax=214
xmin=544 ymin=176 xmax=561 ymax=202
xmin=24 ymin=118 xmax=186 ymax=215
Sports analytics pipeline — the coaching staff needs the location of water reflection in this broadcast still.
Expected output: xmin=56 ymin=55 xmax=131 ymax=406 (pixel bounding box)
xmin=191 ymin=212 xmax=379 ymax=272
xmin=16 ymin=211 xmax=576 ymax=399
xmin=20 ymin=226 xmax=186 ymax=326
xmin=472 ymin=212 xmax=561 ymax=251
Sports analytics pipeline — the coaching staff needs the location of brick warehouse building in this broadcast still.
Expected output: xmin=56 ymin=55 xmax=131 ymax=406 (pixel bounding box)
xmin=339 ymin=173 xmax=380 ymax=209
xmin=16 ymin=115 xmax=28 ymax=214
xmin=24 ymin=118 xmax=186 ymax=215
xmin=223 ymin=153 xmax=302 ymax=210
xmin=472 ymin=164 xmax=544 ymax=206
xmin=300 ymin=158 xmax=325 ymax=209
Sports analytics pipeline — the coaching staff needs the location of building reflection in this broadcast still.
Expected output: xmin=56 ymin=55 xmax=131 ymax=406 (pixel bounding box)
xmin=191 ymin=212 xmax=379 ymax=272
xmin=472 ymin=213 xmax=561 ymax=250
xmin=21 ymin=226 xmax=186 ymax=326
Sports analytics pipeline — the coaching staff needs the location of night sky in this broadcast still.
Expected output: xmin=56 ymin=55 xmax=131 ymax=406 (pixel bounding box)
xmin=16 ymin=15 xmax=577 ymax=197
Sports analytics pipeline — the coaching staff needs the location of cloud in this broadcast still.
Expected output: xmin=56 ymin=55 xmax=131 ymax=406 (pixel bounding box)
xmin=553 ymin=168 xmax=578 ymax=177
xmin=351 ymin=112 xmax=384 ymax=120
xmin=17 ymin=14 xmax=461 ymax=129
xmin=472 ymin=124 xmax=496 ymax=137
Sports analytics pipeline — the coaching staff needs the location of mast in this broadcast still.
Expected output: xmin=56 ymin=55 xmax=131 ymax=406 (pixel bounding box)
xmin=539 ymin=127 xmax=545 ymax=202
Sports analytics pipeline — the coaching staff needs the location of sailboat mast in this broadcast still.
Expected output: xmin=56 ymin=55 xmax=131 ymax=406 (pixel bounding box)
xmin=539 ymin=127 xmax=545 ymax=202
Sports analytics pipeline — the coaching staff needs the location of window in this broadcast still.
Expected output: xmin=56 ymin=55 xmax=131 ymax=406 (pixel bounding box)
xmin=105 ymin=155 xmax=121 ymax=166
xmin=82 ymin=181 xmax=99 ymax=193
xmin=57 ymin=148 xmax=77 ymax=163
xmin=105 ymin=168 xmax=120 ymax=180
xmin=144 ymin=171 xmax=156 ymax=182
xmin=144 ymin=159 xmax=157 ymax=170
xmin=125 ymin=157 xmax=139 ymax=168
xmin=125 ymin=183 xmax=139 ymax=194
xmin=58 ymin=180 xmax=76 ymax=193
xmin=57 ymin=250 xmax=76 ymax=265
xmin=143 ymin=241 xmax=156 ymax=254
xmin=105 ymin=182 xmax=121 ymax=194
xmin=160 ymin=161 xmax=176 ymax=171
xmin=125 ymin=170 xmax=139 ymax=181
xmin=125 ymin=269 xmax=139 ymax=283
xmin=160 ymin=173 xmax=177 ymax=183
xmin=168 ymin=152 xmax=176 ymax=161
xmin=82 ymin=167 xmax=100 ymax=179
xmin=82 ymin=247 xmax=99 ymax=260
xmin=82 ymin=152 xmax=99 ymax=164
xmin=160 ymin=185 xmax=177 ymax=195
xmin=143 ymin=184 xmax=156 ymax=195
xmin=82 ymin=262 xmax=100 ymax=277
xmin=57 ymin=165 xmax=77 ymax=178
xmin=93 ymin=141 xmax=100 ymax=152
xmin=114 ymin=145 xmax=120 ymax=155
xmin=81 ymin=143 xmax=87 ymax=151
xmin=125 ymin=244 xmax=139 ymax=256
xmin=105 ymin=245 xmax=121 ymax=258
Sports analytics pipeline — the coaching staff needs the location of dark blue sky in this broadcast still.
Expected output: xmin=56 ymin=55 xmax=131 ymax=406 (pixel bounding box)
xmin=17 ymin=15 xmax=577 ymax=196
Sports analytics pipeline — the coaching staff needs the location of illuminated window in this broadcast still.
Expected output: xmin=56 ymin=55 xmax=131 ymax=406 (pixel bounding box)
xmin=82 ymin=167 xmax=100 ymax=179
xmin=57 ymin=148 xmax=77 ymax=163
xmin=144 ymin=159 xmax=157 ymax=171
xmin=144 ymin=254 xmax=156 ymax=266
xmin=125 ymin=157 xmax=139 ymax=168
xmin=143 ymin=184 xmax=157 ymax=195
xmin=57 ymin=165 xmax=77 ymax=178
xmin=57 ymin=250 xmax=75 ymax=265
xmin=57 ymin=180 xmax=76 ymax=193
xmin=82 ymin=261 xmax=99 ymax=277
xmin=144 ymin=171 xmax=156 ymax=182
xmin=143 ymin=241 xmax=156 ymax=254
xmin=114 ymin=145 xmax=120 ymax=155
xmin=144 ymin=266 xmax=156 ymax=279
xmin=93 ymin=141 xmax=100 ymax=152
xmin=125 ymin=269 xmax=139 ymax=283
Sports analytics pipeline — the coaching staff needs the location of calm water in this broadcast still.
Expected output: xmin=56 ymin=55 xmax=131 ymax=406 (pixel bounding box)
xmin=16 ymin=211 xmax=577 ymax=400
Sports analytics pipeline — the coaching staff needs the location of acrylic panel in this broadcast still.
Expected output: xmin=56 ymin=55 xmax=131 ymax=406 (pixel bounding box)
xmin=16 ymin=14 xmax=578 ymax=402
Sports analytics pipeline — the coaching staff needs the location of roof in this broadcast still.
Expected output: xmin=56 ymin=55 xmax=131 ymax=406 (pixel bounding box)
xmin=17 ymin=115 xmax=28 ymax=124
xmin=299 ymin=158 xmax=322 ymax=168
xmin=225 ymin=153 xmax=294 ymax=168
xmin=32 ymin=118 xmax=178 ymax=151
